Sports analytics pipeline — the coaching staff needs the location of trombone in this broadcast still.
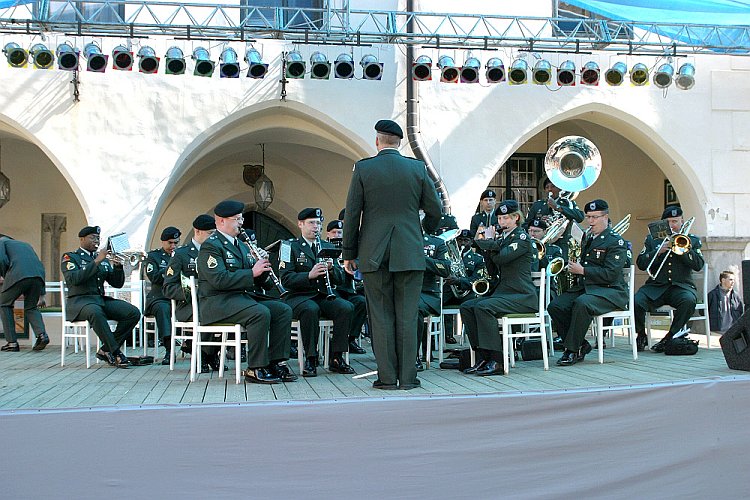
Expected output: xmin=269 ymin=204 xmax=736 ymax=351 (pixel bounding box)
xmin=646 ymin=216 xmax=695 ymax=279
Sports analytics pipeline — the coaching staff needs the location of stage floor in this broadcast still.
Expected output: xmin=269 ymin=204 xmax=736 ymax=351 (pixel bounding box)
xmin=0 ymin=332 xmax=738 ymax=411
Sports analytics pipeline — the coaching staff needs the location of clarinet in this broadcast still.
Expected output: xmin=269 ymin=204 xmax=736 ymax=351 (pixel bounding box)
xmin=237 ymin=231 xmax=289 ymax=298
xmin=315 ymin=235 xmax=337 ymax=301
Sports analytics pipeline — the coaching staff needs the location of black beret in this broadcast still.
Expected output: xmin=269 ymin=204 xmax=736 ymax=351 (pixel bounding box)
xmin=374 ymin=119 xmax=403 ymax=139
xmin=298 ymin=207 xmax=323 ymax=221
xmin=585 ymin=199 xmax=609 ymax=213
xmin=326 ymin=220 xmax=343 ymax=232
xmin=160 ymin=226 xmax=181 ymax=241
xmin=192 ymin=214 xmax=216 ymax=231
xmin=529 ymin=219 xmax=548 ymax=230
xmin=496 ymin=199 xmax=519 ymax=215
xmin=438 ymin=214 xmax=459 ymax=231
xmin=78 ymin=226 xmax=100 ymax=238
xmin=480 ymin=189 xmax=497 ymax=200
xmin=338 ymin=208 xmax=346 ymax=221
xmin=214 ymin=200 xmax=245 ymax=218
xmin=458 ymin=229 xmax=472 ymax=239
xmin=661 ymin=205 xmax=683 ymax=220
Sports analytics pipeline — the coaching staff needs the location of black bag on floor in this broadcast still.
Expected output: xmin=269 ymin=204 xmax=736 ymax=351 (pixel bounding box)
xmin=520 ymin=338 xmax=544 ymax=361
xmin=663 ymin=337 xmax=699 ymax=356
xmin=127 ymin=355 xmax=154 ymax=366
xmin=439 ymin=349 xmax=472 ymax=370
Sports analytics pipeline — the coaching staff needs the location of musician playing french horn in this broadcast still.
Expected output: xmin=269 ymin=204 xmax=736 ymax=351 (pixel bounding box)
xmin=634 ymin=205 xmax=704 ymax=353
xmin=460 ymin=200 xmax=538 ymax=377
xmin=524 ymin=177 xmax=585 ymax=261
xmin=527 ymin=218 xmax=563 ymax=295
xmin=442 ymin=229 xmax=487 ymax=343
xmin=279 ymin=208 xmax=356 ymax=377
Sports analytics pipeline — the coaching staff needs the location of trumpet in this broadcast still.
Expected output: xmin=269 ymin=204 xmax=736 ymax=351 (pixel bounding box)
xmin=646 ymin=216 xmax=694 ymax=279
xmin=107 ymin=250 xmax=147 ymax=266
xmin=237 ymin=231 xmax=289 ymax=298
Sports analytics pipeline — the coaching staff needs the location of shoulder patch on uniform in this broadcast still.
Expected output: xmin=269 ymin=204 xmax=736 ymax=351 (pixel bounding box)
xmin=207 ymin=255 xmax=218 ymax=269
xmin=520 ymin=233 xmax=527 ymax=240
xmin=166 ymin=266 xmax=174 ymax=276
xmin=618 ymin=239 xmax=624 ymax=246
xmin=62 ymin=254 xmax=70 ymax=262
xmin=66 ymin=261 xmax=76 ymax=270
xmin=510 ymin=243 xmax=518 ymax=251
xmin=146 ymin=263 xmax=154 ymax=273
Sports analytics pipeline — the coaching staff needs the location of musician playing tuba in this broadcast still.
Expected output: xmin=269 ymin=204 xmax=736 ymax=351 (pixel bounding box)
xmin=460 ymin=200 xmax=538 ymax=377
xmin=634 ymin=205 xmax=704 ymax=353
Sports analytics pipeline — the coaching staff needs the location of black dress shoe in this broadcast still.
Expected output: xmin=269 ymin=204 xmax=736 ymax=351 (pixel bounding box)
xmin=556 ymin=349 xmax=580 ymax=366
xmin=113 ymin=350 xmax=130 ymax=369
xmin=636 ymin=334 xmax=648 ymax=352
xmin=32 ymin=333 xmax=49 ymax=351
xmin=329 ymin=356 xmax=355 ymax=374
xmin=476 ymin=360 xmax=504 ymax=376
xmin=400 ymin=379 xmax=421 ymax=390
xmin=415 ymin=357 xmax=425 ymax=372
xmin=372 ymin=379 xmax=398 ymax=390
xmin=271 ymin=362 xmax=298 ymax=382
xmin=445 ymin=335 xmax=458 ymax=345
xmin=206 ymin=354 xmax=221 ymax=372
xmin=180 ymin=340 xmax=193 ymax=355
xmin=579 ymin=340 xmax=593 ymax=361
xmin=244 ymin=367 xmax=281 ymax=384
xmin=303 ymin=358 xmax=317 ymax=377
xmin=1 ymin=342 xmax=19 ymax=352
xmin=651 ymin=339 xmax=667 ymax=353
xmin=201 ymin=361 xmax=212 ymax=373
xmin=161 ymin=351 xmax=171 ymax=365
xmin=462 ymin=359 xmax=487 ymax=375
xmin=553 ymin=337 xmax=565 ymax=351
xmin=96 ymin=349 xmax=117 ymax=366
xmin=348 ymin=340 xmax=366 ymax=354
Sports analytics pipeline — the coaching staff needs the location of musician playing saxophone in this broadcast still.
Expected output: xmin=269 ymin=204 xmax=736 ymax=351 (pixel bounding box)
xmin=524 ymin=177 xmax=584 ymax=261
xmin=547 ymin=199 xmax=628 ymax=366
xmin=634 ymin=205 xmax=704 ymax=353
xmin=460 ymin=200 xmax=537 ymax=376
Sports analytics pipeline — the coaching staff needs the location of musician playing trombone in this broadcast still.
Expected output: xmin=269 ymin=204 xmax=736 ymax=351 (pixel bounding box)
xmin=279 ymin=208 xmax=356 ymax=377
xmin=634 ymin=205 xmax=704 ymax=352
xmin=460 ymin=200 xmax=537 ymax=376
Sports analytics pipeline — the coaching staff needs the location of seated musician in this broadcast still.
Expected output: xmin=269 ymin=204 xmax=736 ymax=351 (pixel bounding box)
xmin=144 ymin=226 xmax=181 ymax=365
xmin=279 ymin=208 xmax=355 ymax=377
xmin=460 ymin=200 xmax=537 ymax=376
xmin=469 ymin=189 xmax=497 ymax=236
xmin=634 ymin=205 xmax=704 ymax=352
xmin=197 ymin=201 xmax=295 ymax=384
xmin=61 ymin=226 xmax=141 ymax=368
xmin=442 ymin=229 xmax=487 ymax=343
xmin=416 ymin=215 xmax=452 ymax=371
xmin=162 ymin=214 xmax=220 ymax=372
xmin=326 ymin=219 xmax=367 ymax=355
xmin=524 ymin=177 xmax=584 ymax=261
xmin=527 ymin=218 xmax=563 ymax=294
xmin=547 ymin=200 xmax=628 ymax=366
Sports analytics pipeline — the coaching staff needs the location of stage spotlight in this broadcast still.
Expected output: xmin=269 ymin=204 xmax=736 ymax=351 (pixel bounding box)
xmin=412 ymin=55 xmax=432 ymax=81
xmin=581 ymin=61 xmax=600 ymax=85
xmin=30 ymin=43 xmax=54 ymax=69
xmin=84 ymin=42 xmax=107 ymax=72
xmin=192 ymin=47 xmax=215 ymax=77
xmin=219 ymin=47 xmax=240 ymax=78
xmin=112 ymin=45 xmax=133 ymax=71
xmin=485 ymin=58 xmax=505 ymax=83
xmin=676 ymin=63 xmax=695 ymax=90
xmin=508 ymin=59 xmax=528 ymax=85
xmin=56 ymin=43 xmax=79 ymax=71
xmin=360 ymin=54 xmax=383 ymax=80
xmin=137 ymin=46 xmax=159 ymax=74
xmin=437 ymin=55 xmax=459 ymax=83
xmin=532 ymin=60 xmax=552 ymax=85
xmin=310 ymin=52 xmax=331 ymax=79
xmin=334 ymin=53 xmax=354 ymax=79
xmin=630 ymin=62 xmax=649 ymax=86
xmin=460 ymin=57 xmax=481 ymax=83
xmin=604 ymin=62 xmax=626 ymax=86
xmin=165 ymin=47 xmax=185 ymax=75
xmin=245 ymin=48 xmax=268 ymax=78
xmin=285 ymin=50 xmax=305 ymax=78
xmin=653 ymin=63 xmax=674 ymax=88
xmin=3 ymin=42 xmax=27 ymax=68
xmin=557 ymin=60 xmax=576 ymax=86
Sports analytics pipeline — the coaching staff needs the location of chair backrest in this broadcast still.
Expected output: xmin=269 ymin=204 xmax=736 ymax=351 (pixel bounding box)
xmin=625 ymin=265 xmax=635 ymax=311
xmin=531 ymin=271 xmax=547 ymax=317
xmin=188 ymin=276 xmax=200 ymax=326
xmin=59 ymin=280 xmax=68 ymax=321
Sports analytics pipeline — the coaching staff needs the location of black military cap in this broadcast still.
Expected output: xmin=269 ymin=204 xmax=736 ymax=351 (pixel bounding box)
xmin=458 ymin=229 xmax=472 ymax=239
xmin=496 ymin=199 xmax=519 ymax=215
xmin=480 ymin=189 xmax=497 ymax=200
xmin=374 ymin=119 xmax=403 ymax=139
xmin=529 ymin=219 xmax=548 ymax=230
xmin=78 ymin=226 xmax=100 ymax=238
xmin=192 ymin=214 xmax=216 ymax=231
xmin=438 ymin=214 xmax=459 ymax=231
xmin=327 ymin=220 xmax=343 ymax=232
xmin=160 ymin=226 xmax=181 ymax=241
xmin=214 ymin=200 xmax=245 ymax=218
xmin=661 ymin=205 xmax=683 ymax=220
xmin=298 ymin=207 xmax=323 ymax=221
xmin=338 ymin=208 xmax=345 ymax=221
xmin=585 ymin=199 xmax=609 ymax=213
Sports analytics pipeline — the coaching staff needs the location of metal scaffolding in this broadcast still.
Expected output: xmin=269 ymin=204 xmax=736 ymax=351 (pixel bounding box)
xmin=0 ymin=1 xmax=748 ymax=54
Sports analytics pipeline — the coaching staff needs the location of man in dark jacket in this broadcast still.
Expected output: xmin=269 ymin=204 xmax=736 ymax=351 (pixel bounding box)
xmin=708 ymin=270 xmax=744 ymax=333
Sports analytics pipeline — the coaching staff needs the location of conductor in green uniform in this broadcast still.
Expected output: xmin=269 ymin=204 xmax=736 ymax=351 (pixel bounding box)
xmin=547 ymin=200 xmax=628 ymax=366
xmin=342 ymin=119 xmax=442 ymax=390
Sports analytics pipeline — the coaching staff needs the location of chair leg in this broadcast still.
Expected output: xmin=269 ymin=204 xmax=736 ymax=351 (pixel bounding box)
xmin=630 ymin=316 xmax=638 ymax=361
xmin=501 ymin=319 xmax=509 ymax=375
xmin=597 ymin=317 xmax=604 ymax=364
xmin=645 ymin=313 xmax=653 ymax=348
xmin=85 ymin=327 xmax=91 ymax=369
xmin=234 ymin=331 xmax=241 ymax=385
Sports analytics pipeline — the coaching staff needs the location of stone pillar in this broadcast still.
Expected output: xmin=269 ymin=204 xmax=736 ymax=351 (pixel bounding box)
xmin=41 ymin=213 xmax=67 ymax=306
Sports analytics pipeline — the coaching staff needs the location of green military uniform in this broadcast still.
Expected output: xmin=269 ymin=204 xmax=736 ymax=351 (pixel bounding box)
xmin=197 ymin=231 xmax=292 ymax=370
xmin=163 ymin=242 xmax=199 ymax=323
xmin=0 ymin=237 xmax=47 ymax=346
xmin=460 ymin=225 xmax=537 ymax=358
xmin=547 ymin=226 xmax=628 ymax=353
xmin=635 ymin=233 xmax=704 ymax=338
xmin=343 ymin=139 xmax=442 ymax=389
xmin=539 ymin=243 xmax=563 ymax=296
xmin=469 ymin=210 xmax=496 ymax=237
xmin=61 ymin=247 xmax=140 ymax=353
xmin=144 ymin=248 xmax=172 ymax=344
xmin=417 ymin=234 xmax=451 ymax=357
xmin=524 ymin=198 xmax=584 ymax=260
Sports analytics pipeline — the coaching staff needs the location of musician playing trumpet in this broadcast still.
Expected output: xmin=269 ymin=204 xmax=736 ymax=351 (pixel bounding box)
xmin=279 ymin=208 xmax=356 ymax=377
xmin=460 ymin=200 xmax=537 ymax=376
xmin=634 ymin=205 xmax=704 ymax=353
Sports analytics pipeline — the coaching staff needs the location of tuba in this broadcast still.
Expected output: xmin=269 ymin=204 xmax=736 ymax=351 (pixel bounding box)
xmin=436 ymin=229 xmax=470 ymax=299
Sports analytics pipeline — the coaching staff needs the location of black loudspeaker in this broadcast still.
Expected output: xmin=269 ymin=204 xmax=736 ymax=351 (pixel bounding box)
xmin=720 ymin=308 xmax=750 ymax=371
xmin=742 ymin=260 xmax=750 ymax=309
